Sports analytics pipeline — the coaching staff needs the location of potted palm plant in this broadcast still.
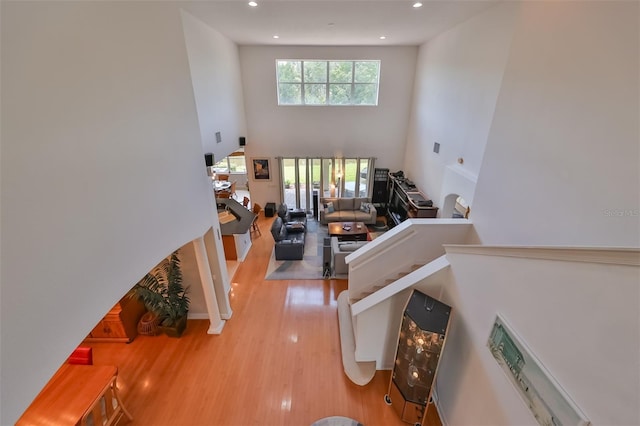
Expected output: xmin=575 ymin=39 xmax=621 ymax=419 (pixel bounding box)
xmin=130 ymin=250 xmax=190 ymax=337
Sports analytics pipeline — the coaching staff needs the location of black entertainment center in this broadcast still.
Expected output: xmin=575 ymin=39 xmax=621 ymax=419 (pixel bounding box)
xmin=387 ymin=172 xmax=438 ymax=226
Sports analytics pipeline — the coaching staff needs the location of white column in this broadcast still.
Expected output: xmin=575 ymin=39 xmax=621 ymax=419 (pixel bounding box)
xmin=193 ymin=236 xmax=225 ymax=334
xmin=204 ymin=228 xmax=233 ymax=319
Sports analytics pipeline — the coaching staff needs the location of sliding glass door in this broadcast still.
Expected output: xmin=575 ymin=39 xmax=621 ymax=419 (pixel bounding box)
xmin=279 ymin=157 xmax=375 ymax=211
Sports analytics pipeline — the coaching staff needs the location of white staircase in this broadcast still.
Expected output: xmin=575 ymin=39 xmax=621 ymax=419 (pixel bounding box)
xmin=337 ymin=291 xmax=376 ymax=385
xmin=336 ymin=219 xmax=472 ymax=385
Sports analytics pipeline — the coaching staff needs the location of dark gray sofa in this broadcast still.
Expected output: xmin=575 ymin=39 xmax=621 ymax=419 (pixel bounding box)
xmin=270 ymin=217 xmax=306 ymax=260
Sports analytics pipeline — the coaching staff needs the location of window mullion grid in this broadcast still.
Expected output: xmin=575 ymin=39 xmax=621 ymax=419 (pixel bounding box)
xmin=326 ymin=61 xmax=330 ymax=105
xmin=355 ymin=158 xmax=361 ymax=196
xmin=301 ymin=61 xmax=306 ymax=105
xmin=350 ymin=61 xmax=355 ymax=105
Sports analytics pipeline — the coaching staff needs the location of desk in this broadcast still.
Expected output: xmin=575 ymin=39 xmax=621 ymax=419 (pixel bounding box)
xmin=17 ymin=364 xmax=132 ymax=426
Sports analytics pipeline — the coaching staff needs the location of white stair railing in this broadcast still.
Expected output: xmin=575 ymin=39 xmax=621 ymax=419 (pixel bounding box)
xmin=346 ymin=219 xmax=472 ymax=302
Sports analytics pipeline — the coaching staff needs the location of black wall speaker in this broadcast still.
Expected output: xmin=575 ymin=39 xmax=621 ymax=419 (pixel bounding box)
xmin=239 ymin=137 xmax=246 ymax=146
xmin=204 ymin=153 xmax=214 ymax=167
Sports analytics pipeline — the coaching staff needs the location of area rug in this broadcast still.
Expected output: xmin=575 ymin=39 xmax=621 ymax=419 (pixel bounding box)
xmin=264 ymin=219 xmax=386 ymax=280
xmin=310 ymin=416 xmax=363 ymax=426
xmin=265 ymin=220 xmax=328 ymax=280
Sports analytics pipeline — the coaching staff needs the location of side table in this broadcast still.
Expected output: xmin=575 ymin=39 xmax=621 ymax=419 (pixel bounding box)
xmin=265 ymin=202 xmax=276 ymax=217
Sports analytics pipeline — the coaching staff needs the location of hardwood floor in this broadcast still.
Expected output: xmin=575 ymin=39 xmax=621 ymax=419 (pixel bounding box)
xmin=81 ymin=212 xmax=439 ymax=426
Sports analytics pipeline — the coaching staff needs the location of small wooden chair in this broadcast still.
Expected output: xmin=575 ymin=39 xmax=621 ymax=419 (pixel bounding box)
xmin=242 ymin=196 xmax=250 ymax=209
xmin=251 ymin=203 xmax=262 ymax=237
xmin=217 ymin=174 xmax=229 ymax=181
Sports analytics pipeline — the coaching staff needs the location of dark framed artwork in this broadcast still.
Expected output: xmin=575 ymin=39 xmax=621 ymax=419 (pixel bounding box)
xmin=252 ymin=158 xmax=271 ymax=180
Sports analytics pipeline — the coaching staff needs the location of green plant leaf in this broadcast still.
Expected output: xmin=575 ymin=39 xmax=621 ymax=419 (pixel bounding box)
xmin=130 ymin=250 xmax=189 ymax=327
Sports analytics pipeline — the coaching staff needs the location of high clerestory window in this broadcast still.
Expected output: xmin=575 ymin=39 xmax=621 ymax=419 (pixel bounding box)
xmin=276 ymin=60 xmax=380 ymax=106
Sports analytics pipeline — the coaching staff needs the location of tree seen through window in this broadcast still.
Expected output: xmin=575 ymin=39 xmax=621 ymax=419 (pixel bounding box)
xmin=276 ymin=60 xmax=380 ymax=106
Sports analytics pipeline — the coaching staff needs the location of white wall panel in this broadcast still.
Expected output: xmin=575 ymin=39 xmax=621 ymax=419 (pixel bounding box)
xmin=441 ymin=250 xmax=639 ymax=426
xmin=472 ymin=1 xmax=639 ymax=246
xmin=239 ymin=46 xmax=417 ymax=207
xmin=404 ymin=3 xmax=517 ymax=208
xmin=1 ymin=3 xmax=213 ymax=422
xmin=181 ymin=10 xmax=247 ymax=164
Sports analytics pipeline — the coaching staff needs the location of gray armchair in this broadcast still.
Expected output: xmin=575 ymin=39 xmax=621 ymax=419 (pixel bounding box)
xmin=331 ymin=237 xmax=369 ymax=275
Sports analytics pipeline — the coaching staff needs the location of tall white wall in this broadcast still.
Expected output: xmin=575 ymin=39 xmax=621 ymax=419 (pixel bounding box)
xmin=181 ymin=10 xmax=247 ymax=164
xmin=441 ymin=249 xmax=639 ymax=426
xmin=239 ymin=46 xmax=417 ymax=207
xmin=471 ymin=1 xmax=639 ymax=246
xmin=404 ymin=3 xmax=517 ymax=209
xmin=0 ymin=2 xmax=214 ymax=423
xmin=181 ymin=9 xmax=245 ymax=311
xmin=404 ymin=1 xmax=640 ymax=425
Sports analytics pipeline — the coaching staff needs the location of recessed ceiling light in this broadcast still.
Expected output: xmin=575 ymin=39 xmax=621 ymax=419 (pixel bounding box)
xmin=379 ymin=36 xmax=387 ymax=40
xmin=413 ymin=2 xmax=423 ymax=8
xmin=273 ymin=35 xmax=280 ymax=39
xmin=248 ymin=1 xmax=258 ymax=7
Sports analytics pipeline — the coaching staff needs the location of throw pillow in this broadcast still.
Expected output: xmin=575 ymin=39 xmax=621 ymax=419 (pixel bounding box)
xmin=277 ymin=203 xmax=288 ymax=219
xmin=339 ymin=242 xmax=360 ymax=252
xmin=285 ymin=222 xmax=305 ymax=233
xmin=360 ymin=203 xmax=370 ymax=213
xmin=327 ymin=201 xmax=335 ymax=213
xmin=339 ymin=242 xmax=367 ymax=252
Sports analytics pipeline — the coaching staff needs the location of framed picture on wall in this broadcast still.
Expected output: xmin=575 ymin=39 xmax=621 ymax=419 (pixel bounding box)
xmin=252 ymin=158 xmax=271 ymax=181
xmin=487 ymin=314 xmax=590 ymax=426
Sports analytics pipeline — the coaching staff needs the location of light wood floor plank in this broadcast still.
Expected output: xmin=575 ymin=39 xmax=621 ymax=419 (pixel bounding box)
xmin=72 ymin=213 xmax=440 ymax=425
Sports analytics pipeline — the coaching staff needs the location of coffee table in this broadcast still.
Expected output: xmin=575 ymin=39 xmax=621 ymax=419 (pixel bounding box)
xmin=328 ymin=221 xmax=368 ymax=241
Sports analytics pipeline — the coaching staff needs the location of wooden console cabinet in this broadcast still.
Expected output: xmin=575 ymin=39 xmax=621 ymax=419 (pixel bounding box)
xmin=85 ymin=296 xmax=146 ymax=343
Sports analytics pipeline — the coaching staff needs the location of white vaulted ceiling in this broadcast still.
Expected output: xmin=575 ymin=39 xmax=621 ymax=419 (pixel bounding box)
xmin=180 ymin=0 xmax=500 ymax=46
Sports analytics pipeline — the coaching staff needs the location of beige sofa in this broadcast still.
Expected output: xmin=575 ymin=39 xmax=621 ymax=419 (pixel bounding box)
xmin=319 ymin=197 xmax=377 ymax=225
xmin=331 ymin=237 xmax=369 ymax=275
